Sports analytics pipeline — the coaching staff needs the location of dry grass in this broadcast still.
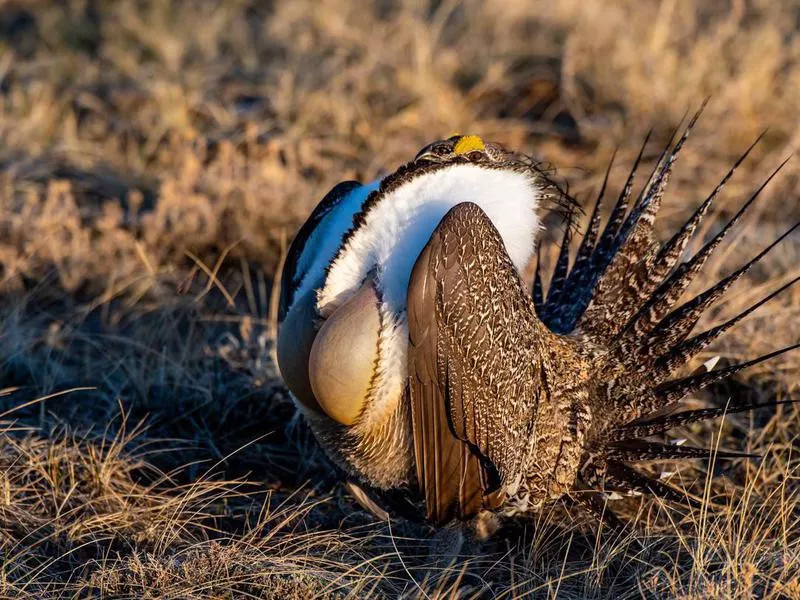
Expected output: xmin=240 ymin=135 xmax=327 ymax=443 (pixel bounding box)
xmin=0 ymin=0 xmax=798 ymax=597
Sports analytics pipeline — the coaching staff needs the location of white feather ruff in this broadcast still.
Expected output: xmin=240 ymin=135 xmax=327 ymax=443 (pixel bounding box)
xmin=316 ymin=164 xmax=541 ymax=427
xmin=318 ymin=164 xmax=540 ymax=314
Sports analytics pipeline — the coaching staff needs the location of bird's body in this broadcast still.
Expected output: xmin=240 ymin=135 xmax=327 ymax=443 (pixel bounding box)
xmin=278 ymin=138 xmax=545 ymax=492
xmin=277 ymin=126 xmax=799 ymax=526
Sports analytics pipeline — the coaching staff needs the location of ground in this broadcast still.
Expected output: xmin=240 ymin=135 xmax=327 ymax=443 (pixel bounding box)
xmin=1 ymin=1 xmax=799 ymax=598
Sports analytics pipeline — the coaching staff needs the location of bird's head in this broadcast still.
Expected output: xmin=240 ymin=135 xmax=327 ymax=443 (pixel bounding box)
xmin=277 ymin=135 xmax=550 ymax=489
xmin=414 ymin=133 xmax=509 ymax=164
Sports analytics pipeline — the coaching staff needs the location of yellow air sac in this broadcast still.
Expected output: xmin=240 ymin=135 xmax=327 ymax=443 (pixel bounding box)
xmin=308 ymin=279 xmax=381 ymax=425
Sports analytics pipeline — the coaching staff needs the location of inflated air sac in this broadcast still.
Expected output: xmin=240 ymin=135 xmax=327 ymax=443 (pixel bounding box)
xmin=308 ymin=279 xmax=381 ymax=425
xmin=277 ymin=289 xmax=323 ymax=413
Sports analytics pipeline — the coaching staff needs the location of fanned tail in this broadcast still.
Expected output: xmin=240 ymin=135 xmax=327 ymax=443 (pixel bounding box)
xmin=536 ymin=111 xmax=798 ymax=522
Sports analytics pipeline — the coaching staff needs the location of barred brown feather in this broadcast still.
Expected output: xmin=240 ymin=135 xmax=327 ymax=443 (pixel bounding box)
xmin=282 ymin=127 xmax=798 ymax=529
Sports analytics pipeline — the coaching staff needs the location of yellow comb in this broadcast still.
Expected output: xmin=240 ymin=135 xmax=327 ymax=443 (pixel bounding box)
xmin=453 ymin=135 xmax=485 ymax=155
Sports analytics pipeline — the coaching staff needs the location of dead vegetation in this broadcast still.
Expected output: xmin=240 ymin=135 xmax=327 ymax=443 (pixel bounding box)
xmin=0 ymin=0 xmax=798 ymax=597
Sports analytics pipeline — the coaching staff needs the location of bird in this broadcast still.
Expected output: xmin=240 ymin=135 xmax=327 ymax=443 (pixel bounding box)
xmin=276 ymin=119 xmax=799 ymax=528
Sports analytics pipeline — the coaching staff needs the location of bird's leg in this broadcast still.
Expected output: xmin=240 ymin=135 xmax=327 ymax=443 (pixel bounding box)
xmin=427 ymin=522 xmax=465 ymax=567
xmin=345 ymin=481 xmax=390 ymax=521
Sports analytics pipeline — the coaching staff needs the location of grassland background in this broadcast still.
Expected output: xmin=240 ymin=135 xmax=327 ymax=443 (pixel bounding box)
xmin=0 ymin=0 xmax=799 ymax=598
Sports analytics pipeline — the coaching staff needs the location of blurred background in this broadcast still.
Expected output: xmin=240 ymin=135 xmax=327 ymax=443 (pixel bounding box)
xmin=1 ymin=0 xmax=799 ymax=287
xmin=1 ymin=1 xmax=799 ymax=597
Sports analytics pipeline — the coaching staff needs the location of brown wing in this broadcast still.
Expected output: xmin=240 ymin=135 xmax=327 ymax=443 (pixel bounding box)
xmin=407 ymin=202 xmax=556 ymax=523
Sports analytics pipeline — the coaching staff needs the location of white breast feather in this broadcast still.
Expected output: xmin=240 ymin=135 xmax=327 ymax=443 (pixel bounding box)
xmin=319 ymin=164 xmax=540 ymax=314
xmin=314 ymin=164 xmax=541 ymax=430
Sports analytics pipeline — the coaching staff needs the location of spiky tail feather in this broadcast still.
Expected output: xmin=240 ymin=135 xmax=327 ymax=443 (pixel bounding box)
xmin=535 ymin=112 xmax=799 ymax=525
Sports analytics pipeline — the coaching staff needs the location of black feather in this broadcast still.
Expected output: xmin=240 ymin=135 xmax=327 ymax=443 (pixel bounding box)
xmin=657 ymin=273 xmax=800 ymax=373
xmin=611 ymin=400 xmax=799 ymax=441
xmin=606 ymin=440 xmax=759 ymax=462
xmin=605 ymin=461 xmax=706 ymax=509
xmin=656 ymin=343 xmax=800 ymax=405
xmin=532 ymin=247 xmax=544 ymax=308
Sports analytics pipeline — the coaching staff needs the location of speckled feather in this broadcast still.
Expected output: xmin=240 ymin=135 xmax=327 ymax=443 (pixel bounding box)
xmin=405 ymin=126 xmax=798 ymax=525
xmin=408 ymin=202 xmax=591 ymax=522
xmin=280 ymin=128 xmax=800 ymax=528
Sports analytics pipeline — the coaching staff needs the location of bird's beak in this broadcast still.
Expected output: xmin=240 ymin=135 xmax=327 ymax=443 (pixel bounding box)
xmin=414 ymin=140 xmax=444 ymax=163
xmin=277 ymin=277 xmax=381 ymax=426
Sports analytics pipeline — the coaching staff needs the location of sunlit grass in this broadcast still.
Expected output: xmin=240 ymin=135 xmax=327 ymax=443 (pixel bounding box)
xmin=0 ymin=0 xmax=798 ymax=597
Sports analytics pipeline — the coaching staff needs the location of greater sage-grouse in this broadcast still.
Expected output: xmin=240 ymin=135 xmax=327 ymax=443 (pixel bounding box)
xmin=277 ymin=120 xmax=799 ymax=526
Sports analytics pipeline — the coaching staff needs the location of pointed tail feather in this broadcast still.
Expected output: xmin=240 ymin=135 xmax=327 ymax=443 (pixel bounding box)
xmin=606 ymin=440 xmax=759 ymax=462
xmin=572 ymin=151 xmax=615 ymax=273
xmin=656 ymin=273 xmax=800 ymax=374
xmin=613 ymin=103 xmax=706 ymax=248
xmin=540 ymin=205 xmax=578 ymax=322
xmin=645 ymin=132 xmax=766 ymax=298
xmin=589 ymin=108 xmax=704 ymax=319
xmin=655 ymin=343 xmax=800 ymax=406
xmin=537 ymin=134 xmax=651 ymax=332
xmin=533 ymin=248 xmax=545 ymax=308
xmin=573 ymin=489 xmax=628 ymax=532
xmin=610 ymin=399 xmax=799 ymax=442
xmin=597 ymin=133 xmax=654 ymax=257
xmin=645 ymin=220 xmax=800 ymax=360
xmin=615 ymin=158 xmax=792 ymax=352
xmin=543 ymin=153 xmax=618 ymax=328
xmin=605 ymin=461 xmax=706 ymax=510
xmin=575 ymin=119 xmax=703 ymax=337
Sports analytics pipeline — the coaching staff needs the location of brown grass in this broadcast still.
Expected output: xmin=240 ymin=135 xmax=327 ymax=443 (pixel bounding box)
xmin=0 ymin=0 xmax=798 ymax=597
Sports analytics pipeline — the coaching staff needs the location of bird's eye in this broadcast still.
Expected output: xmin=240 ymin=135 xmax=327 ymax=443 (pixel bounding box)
xmin=468 ymin=151 xmax=484 ymax=160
